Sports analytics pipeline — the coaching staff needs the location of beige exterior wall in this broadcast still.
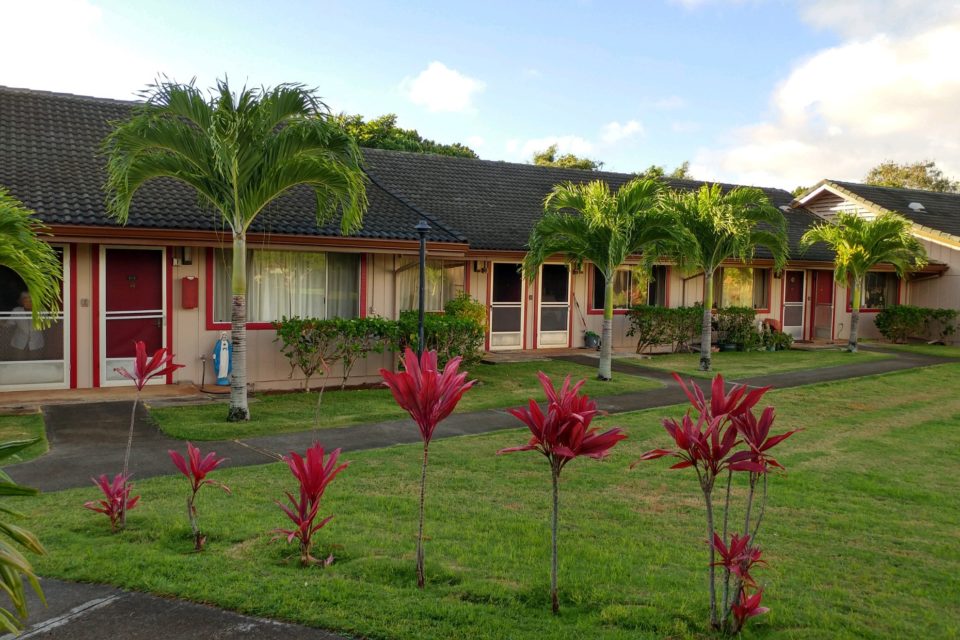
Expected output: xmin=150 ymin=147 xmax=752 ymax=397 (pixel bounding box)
xmin=32 ymin=209 xmax=960 ymax=394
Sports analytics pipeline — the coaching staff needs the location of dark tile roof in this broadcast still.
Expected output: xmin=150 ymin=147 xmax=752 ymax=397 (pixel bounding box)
xmin=0 ymin=85 xmax=831 ymax=262
xmin=829 ymin=180 xmax=960 ymax=239
xmin=361 ymin=147 xmax=829 ymax=259
xmin=0 ymin=86 xmax=463 ymax=244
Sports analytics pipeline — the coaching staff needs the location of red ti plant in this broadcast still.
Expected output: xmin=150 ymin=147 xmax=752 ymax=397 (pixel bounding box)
xmin=275 ymin=443 xmax=348 ymax=566
xmin=83 ymin=473 xmax=139 ymax=533
xmin=498 ymin=373 xmax=627 ymax=614
xmin=168 ymin=443 xmax=230 ymax=551
xmin=636 ymin=373 xmax=796 ymax=633
xmin=380 ymin=347 xmax=475 ymax=589
xmin=114 ymin=340 xmax=183 ymax=528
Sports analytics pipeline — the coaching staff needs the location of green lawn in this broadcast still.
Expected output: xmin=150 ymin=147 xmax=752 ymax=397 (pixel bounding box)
xmin=18 ymin=363 xmax=960 ymax=639
xmin=619 ymin=348 xmax=892 ymax=379
xmin=862 ymin=341 xmax=960 ymax=358
xmin=150 ymin=359 xmax=661 ymax=441
xmin=0 ymin=412 xmax=48 ymax=463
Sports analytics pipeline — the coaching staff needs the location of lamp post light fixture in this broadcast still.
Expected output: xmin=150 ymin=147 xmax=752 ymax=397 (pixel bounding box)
xmin=415 ymin=219 xmax=431 ymax=357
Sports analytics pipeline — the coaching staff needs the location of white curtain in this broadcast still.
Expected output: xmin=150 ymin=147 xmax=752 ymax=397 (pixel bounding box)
xmin=249 ymin=250 xmax=326 ymax=322
xmin=327 ymin=253 xmax=360 ymax=318
xmin=396 ymin=258 xmax=464 ymax=312
xmin=215 ymin=249 xmax=359 ymax=321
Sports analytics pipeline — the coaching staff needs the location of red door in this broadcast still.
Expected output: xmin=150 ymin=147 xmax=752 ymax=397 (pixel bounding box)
xmin=103 ymin=248 xmax=164 ymax=383
xmin=810 ymin=271 xmax=833 ymax=340
xmin=782 ymin=270 xmax=804 ymax=339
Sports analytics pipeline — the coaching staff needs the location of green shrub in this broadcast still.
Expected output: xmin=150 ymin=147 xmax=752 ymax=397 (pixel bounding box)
xmin=714 ymin=307 xmax=758 ymax=351
xmin=626 ymin=305 xmax=668 ymax=354
xmin=626 ymin=304 xmax=703 ymax=354
xmin=273 ymin=317 xmax=342 ymax=390
xmin=875 ymin=305 xmax=959 ymax=343
xmin=444 ymin=291 xmax=487 ymax=330
xmin=274 ymin=316 xmax=396 ymax=390
xmin=397 ymin=310 xmax=485 ymax=366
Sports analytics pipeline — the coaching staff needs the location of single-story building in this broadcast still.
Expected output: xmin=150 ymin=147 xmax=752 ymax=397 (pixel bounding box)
xmin=0 ymin=85 xmax=955 ymax=393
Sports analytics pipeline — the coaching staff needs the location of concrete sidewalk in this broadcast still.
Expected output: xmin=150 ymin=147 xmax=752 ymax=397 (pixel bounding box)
xmin=4 ymin=578 xmax=348 ymax=640
xmin=7 ymin=346 xmax=957 ymax=494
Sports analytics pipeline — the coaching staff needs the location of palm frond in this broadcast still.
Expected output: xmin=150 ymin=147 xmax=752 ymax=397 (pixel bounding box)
xmin=800 ymin=211 xmax=927 ymax=282
xmin=0 ymin=190 xmax=62 ymax=326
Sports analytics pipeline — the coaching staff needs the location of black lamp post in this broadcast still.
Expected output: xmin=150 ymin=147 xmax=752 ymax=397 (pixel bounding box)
xmin=415 ymin=219 xmax=431 ymax=357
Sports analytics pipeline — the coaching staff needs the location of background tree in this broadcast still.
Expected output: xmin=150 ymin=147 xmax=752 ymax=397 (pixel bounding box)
xmin=524 ymin=178 xmax=686 ymax=380
xmin=638 ymin=161 xmax=693 ymax=180
xmin=800 ymin=211 xmax=927 ymax=352
xmin=864 ymin=160 xmax=959 ymax=193
xmin=661 ymin=185 xmax=788 ymax=371
xmin=104 ymin=79 xmax=367 ymax=421
xmin=333 ymin=113 xmax=478 ymax=158
xmin=0 ymin=188 xmax=62 ymax=326
xmin=532 ymin=144 xmax=603 ymax=171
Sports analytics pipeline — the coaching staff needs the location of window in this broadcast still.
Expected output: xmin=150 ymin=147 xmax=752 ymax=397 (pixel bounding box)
xmin=592 ymin=265 xmax=667 ymax=310
xmin=396 ymin=257 xmax=465 ymax=313
xmin=0 ymin=247 xmax=67 ymax=387
xmin=714 ymin=267 xmax=770 ymax=309
xmin=213 ymin=249 xmax=359 ymax=323
xmin=859 ymin=272 xmax=898 ymax=309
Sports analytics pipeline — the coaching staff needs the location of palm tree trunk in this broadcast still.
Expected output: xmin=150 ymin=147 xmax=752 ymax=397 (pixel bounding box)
xmin=228 ymin=233 xmax=249 ymax=421
xmin=848 ymin=277 xmax=861 ymax=353
xmin=598 ymin=274 xmax=614 ymax=380
xmin=700 ymin=270 xmax=714 ymax=371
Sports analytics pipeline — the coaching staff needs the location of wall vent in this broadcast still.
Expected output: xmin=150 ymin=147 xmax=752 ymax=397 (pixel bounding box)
xmin=908 ymin=202 xmax=926 ymax=212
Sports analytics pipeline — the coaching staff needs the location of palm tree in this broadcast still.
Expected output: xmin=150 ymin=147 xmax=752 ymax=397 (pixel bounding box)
xmin=524 ymin=178 xmax=686 ymax=380
xmin=661 ymin=184 xmax=788 ymax=371
xmin=0 ymin=188 xmax=62 ymax=325
xmin=103 ymin=79 xmax=368 ymax=421
xmin=800 ymin=211 xmax=926 ymax=352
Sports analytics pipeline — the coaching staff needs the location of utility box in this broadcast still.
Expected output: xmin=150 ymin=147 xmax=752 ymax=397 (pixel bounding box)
xmin=181 ymin=276 xmax=199 ymax=309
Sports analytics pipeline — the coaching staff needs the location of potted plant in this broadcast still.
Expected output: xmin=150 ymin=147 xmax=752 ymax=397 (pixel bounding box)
xmin=583 ymin=330 xmax=600 ymax=349
xmin=773 ymin=330 xmax=793 ymax=351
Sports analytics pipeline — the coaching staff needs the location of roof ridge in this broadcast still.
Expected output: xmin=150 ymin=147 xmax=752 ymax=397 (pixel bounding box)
xmin=362 ymin=167 xmax=468 ymax=243
xmin=830 ymin=178 xmax=960 ymax=198
xmin=360 ymin=148 xmax=794 ymax=197
xmin=0 ymin=84 xmax=139 ymax=106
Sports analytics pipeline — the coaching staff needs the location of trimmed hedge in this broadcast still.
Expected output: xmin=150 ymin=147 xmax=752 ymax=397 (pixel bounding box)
xmin=626 ymin=304 xmax=703 ymax=354
xmin=274 ymin=307 xmax=486 ymax=390
xmin=874 ymin=305 xmax=958 ymax=343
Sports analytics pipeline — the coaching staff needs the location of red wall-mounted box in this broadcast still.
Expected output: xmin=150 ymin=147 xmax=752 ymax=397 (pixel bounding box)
xmin=181 ymin=276 xmax=199 ymax=309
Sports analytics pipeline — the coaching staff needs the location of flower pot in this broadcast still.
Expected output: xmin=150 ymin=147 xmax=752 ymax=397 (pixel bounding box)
xmin=584 ymin=334 xmax=600 ymax=349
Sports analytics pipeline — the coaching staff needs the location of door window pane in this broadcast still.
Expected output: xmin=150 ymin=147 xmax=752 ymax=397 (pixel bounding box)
xmin=491 ymin=307 xmax=522 ymax=332
xmin=540 ymin=307 xmax=568 ymax=331
xmin=492 ymin=263 xmax=522 ymax=303
xmin=540 ymin=265 xmax=569 ymax=303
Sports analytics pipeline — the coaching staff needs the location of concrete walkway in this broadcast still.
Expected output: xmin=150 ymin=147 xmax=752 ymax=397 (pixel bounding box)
xmin=3 ymin=346 xmax=957 ymax=639
xmin=8 ymin=346 xmax=958 ymax=494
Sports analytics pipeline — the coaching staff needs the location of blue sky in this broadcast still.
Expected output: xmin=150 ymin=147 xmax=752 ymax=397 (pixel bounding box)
xmin=3 ymin=1 xmax=959 ymax=189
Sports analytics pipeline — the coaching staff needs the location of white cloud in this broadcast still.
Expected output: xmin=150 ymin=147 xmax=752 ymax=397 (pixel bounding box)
xmin=0 ymin=0 xmax=159 ymax=99
xmin=798 ymin=0 xmax=960 ymax=38
xmin=601 ymin=120 xmax=644 ymax=143
xmin=693 ymin=7 xmax=960 ymax=188
xmin=401 ymin=61 xmax=486 ymax=113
